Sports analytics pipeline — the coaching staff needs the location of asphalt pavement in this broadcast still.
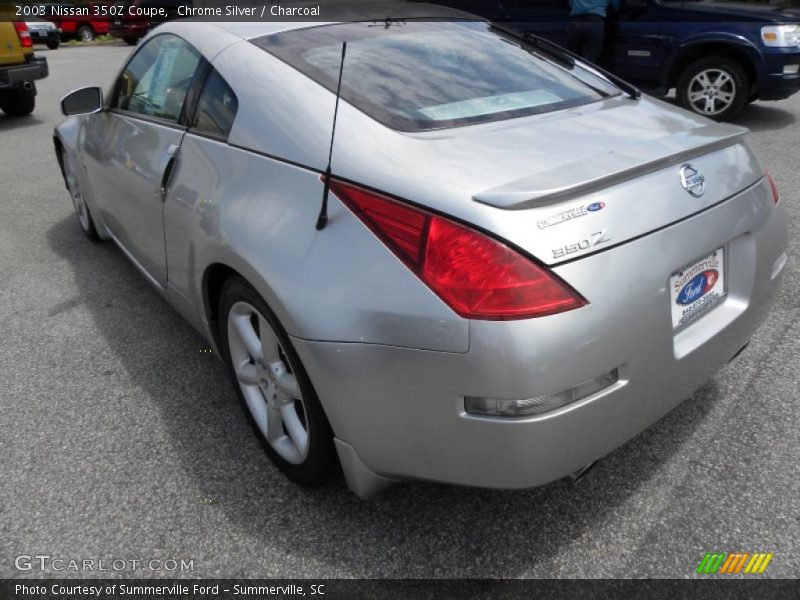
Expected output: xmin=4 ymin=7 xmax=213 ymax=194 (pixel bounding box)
xmin=0 ymin=43 xmax=798 ymax=579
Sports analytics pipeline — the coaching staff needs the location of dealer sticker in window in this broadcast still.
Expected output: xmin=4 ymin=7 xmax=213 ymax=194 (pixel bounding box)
xmin=669 ymin=248 xmax=726 ymax=330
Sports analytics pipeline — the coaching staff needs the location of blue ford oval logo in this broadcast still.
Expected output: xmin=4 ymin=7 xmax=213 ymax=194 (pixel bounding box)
xmin=676 ymin=270 xmax=719 ymax=305
xmin=586 ymin=202 xmax=605 ymax=212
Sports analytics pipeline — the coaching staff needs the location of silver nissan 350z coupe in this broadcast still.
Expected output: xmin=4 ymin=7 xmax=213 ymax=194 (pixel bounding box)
xmin=54 ymin=6 xmax=788 ymax=498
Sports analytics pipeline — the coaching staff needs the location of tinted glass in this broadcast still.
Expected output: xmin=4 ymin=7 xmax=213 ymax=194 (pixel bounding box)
xmin=253 ymin=21 xmax=617 ymax=131
xmin=114 ymin=33 xmax=200 ymax=122
xmin=192 ymin=69 xmax=238 ymax=138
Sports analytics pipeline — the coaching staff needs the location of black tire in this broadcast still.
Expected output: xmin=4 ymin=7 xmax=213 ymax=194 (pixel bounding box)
xmin=0 ymin=90 xmax=35 ymax=117
xmin=219 ymin=276 xmax=337 ymax=487
xmin=61 ymin=149 xmax=100 ymax=241
xmin=124 ymin=37 xmax=138 ymax=46
xmin=676 ymin=56 xmax=749 ymax=121
xmin=77 ymin=25 xmax=95 ymax=42
xmin=47 ymin=41 xmax=60 ymax=50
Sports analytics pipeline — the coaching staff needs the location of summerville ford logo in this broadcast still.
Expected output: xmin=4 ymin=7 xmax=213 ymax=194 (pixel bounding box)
xmin=676 ymin=269 xmax=719 ymax=305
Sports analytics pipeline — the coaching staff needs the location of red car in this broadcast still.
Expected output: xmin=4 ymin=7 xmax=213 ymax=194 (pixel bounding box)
xmin=39 ymin=3 xmax=111 ymax=42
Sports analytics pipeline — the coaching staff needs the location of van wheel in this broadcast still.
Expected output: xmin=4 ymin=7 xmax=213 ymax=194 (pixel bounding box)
xmin=677 ymin=56 xmax=749 ymax=121
xmin=0 ymin=90 xmax=35 ymax=117
xmin=77 ymin=26 xmax=95 ymax=42
xmin=219 ymin=276 xmax=337 ymax=487
xmin=47 ymin=41 xmax=60 ymax=50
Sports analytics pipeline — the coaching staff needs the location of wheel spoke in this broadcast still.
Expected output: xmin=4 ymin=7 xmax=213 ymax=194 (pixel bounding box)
xmin=236 ymin=360 xmax=259 ymax=386
xmin=689 ymin=91 xmax=704 ymax=102
xmin=232 ymin=313 xmax=262 ymax=361
xmin=281 ymin=403 xmax=308 ymax=455
xmin=718 ymin=92 xmax=733 ymax=104
xmin=697 ymin=72 xmax=711 ymax=88
xmin=704 ymin=97 xmax=716 ymax=113
xmin=258 ymin=314 xmax=281 ymax=363
xmin=243 ymin=387 xmax=268 ymax=437
xmin=715 ymin=72 xmax=730 ymax=87
xmin=276 ymin=372 xmax=300 ymax=400
xmin=266 ymin=404 xmax=284 ymax=444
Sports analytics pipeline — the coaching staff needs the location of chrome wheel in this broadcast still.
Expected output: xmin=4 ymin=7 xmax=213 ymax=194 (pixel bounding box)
xmin=63 ymin=154 xmax=91 ymax=232
xmin=686 ymin=68 xmax=736 ymax=116
xmin=227 ymin=301 xmax=309 ymax=464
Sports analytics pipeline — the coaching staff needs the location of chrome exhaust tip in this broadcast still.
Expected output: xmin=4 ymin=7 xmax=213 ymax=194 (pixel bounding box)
xmin=22 ymin=81 xmax=33 ymax=91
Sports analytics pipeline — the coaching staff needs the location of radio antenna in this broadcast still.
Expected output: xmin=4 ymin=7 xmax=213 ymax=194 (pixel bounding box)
xmin=315 ymin=41 xmax=347 ymax=231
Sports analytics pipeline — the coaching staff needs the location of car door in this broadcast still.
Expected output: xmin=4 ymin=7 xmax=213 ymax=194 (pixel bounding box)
xmin=83 ymin=33 xmax=201 ymax=286
xmin=605 ymin=1 xmax=664 ymax=85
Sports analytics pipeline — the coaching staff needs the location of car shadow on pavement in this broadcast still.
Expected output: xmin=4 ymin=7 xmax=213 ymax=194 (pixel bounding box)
xmin=0 ymin=115 xmax=46 ymax=133
xmin=735 ymin=103 xmax=797 ymax=133
xmin=46 ymin=214 xmax=719 ymax=578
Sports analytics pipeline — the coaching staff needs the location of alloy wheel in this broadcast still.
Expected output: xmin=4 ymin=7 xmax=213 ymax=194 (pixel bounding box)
xmin=227 ymin=301 xmax=310 ymax=464
xmin=686 ymin=68 xmax=736 ymax=116
xmin=64 ymin=154 xmax=91 ymax=232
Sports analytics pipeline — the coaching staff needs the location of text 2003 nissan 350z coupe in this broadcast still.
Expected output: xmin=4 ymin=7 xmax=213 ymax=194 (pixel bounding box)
xmin=54 ymin=8 xmax=788 ymax=498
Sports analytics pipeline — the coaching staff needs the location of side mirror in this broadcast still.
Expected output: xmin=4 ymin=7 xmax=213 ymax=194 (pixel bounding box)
xmin=618 ymin=0 xmax=648 ymax=13
xmin=61 ymin=87 xmax=104 ymax=116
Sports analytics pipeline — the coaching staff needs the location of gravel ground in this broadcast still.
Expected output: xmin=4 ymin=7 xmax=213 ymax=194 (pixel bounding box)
xmin=0 ymin=43 xmax=798 ymax=579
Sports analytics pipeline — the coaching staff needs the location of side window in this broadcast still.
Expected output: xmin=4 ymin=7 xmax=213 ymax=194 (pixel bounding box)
xmin=113 ymin=34 xmax=200 ymax=123
xmin=191 ymin=69 xmax=238 ymax=138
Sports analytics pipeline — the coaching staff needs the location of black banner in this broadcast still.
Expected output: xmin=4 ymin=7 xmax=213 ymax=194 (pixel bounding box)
xmin=2 ymin=579 xmax=799 ymax=600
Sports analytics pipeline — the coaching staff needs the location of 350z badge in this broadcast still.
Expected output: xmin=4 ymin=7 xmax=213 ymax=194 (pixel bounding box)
xmin=552 ymin=229 xmax=611 ymax=259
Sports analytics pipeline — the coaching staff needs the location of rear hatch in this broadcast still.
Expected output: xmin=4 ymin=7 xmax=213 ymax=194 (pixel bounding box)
xmin=252 ymin=17 xmax=764 ymax=265
xmin=330 ymin=94 xmax=762 ymax=268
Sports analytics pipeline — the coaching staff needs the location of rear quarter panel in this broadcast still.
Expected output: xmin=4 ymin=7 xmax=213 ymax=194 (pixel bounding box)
xmin=164 ymin=135 xmax=470 ymax=353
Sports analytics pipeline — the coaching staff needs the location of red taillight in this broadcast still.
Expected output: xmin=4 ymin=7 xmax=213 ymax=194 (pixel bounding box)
xmin=765 ymin=169 xmax=780 ymax=206
xmin=330 ymin=179 xmax=587 ymax=320
xmin=14 ymin=22 xmax=33 ymax=48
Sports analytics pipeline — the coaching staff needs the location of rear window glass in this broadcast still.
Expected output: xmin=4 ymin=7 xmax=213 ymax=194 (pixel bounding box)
xmin=252 ymin=21 xmax=617 ymax=132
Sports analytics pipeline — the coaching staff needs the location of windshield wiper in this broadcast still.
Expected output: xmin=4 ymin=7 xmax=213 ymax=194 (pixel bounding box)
xmin=490 ymin=23 xmax=642 ymax=100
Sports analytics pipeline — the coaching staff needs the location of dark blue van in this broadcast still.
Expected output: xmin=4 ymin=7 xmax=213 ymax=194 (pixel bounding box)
xmin=428 ymin=0 xmax=800 ymax=120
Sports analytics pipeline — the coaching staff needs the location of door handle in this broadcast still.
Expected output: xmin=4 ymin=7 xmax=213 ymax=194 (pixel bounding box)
xmin=159 ymin=144 xmax=180 ymax=202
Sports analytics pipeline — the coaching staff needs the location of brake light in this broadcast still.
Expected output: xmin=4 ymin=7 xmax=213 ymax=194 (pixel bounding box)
xmin=14 ymin=22 xmax=33 ymax=48
xmin=765 ymin=169 xmax=780 ymax=206
xmin=330 ymin=179 xmax=587 ymax=320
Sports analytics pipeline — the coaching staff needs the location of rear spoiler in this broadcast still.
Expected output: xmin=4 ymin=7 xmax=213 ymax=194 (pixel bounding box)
xmin=472 ymin=123 xmax=748 ymax=210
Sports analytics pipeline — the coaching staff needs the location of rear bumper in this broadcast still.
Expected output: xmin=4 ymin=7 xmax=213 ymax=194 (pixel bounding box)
xmin=29 ymin=30 xmax=59 ymax=45
xmin=0 ymin=57 xmax=48 ymax=90
xmin=291 ymin=179 xmax=788 ymax=491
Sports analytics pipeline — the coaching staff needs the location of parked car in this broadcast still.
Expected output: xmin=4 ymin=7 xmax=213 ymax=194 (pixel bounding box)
xmin=0 ymin=20 xmax=48 ymax=116
xmin=25 ymin=18 xmax=60 ymax=49
xmin=109 ymin=0 xmax=188 ymax=45
xmin=428 ymin=0 xmax=800 ymax=120
xmin=37 ymin=3 xmax=111 ymax=42
xmin=54 ymin=8 xmax=788 ymax=497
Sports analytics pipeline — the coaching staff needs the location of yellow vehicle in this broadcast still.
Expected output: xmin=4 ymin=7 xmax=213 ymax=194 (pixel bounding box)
xmin=0 ymin=18 xmax=49 ymax=117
